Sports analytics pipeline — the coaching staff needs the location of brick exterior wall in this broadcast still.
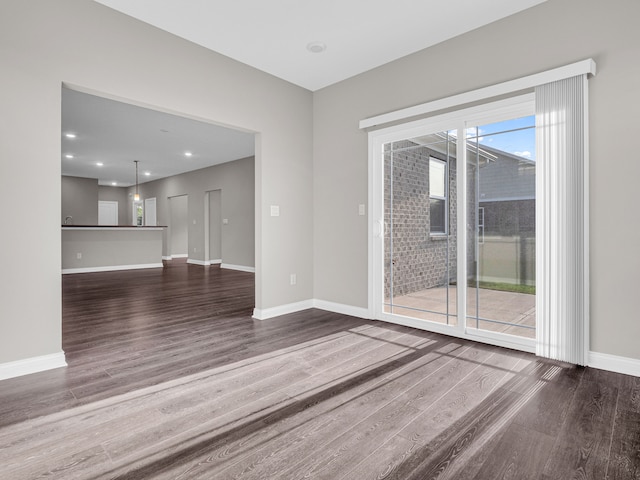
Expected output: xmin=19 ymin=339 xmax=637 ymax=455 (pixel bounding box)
xmin=384 ymin=140 xmax=457 ymax=299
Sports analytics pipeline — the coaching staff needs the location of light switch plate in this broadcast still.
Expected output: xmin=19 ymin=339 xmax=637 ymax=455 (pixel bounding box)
xmin=270 ymin=205 xmax=280 ymax=217
xmin=358 ymin=204 xmax=366 ymax=216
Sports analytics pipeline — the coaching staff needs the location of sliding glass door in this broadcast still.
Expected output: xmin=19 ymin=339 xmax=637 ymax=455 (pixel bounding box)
xmin=383 ymin=132 xmax=457 ymax=325
xmin=466 ymin=116 xmax=536 ymax=339
xmin=373 ymin=95 xmax=536 ymax=352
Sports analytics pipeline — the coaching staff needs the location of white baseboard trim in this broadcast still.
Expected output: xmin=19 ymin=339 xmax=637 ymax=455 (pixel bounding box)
xmin=221 ymin=263 xmax=255 ymax=273
xmin=0 ymin=352 xmax=67 ymax=381
xmin=187 ymin=259 xmax=224 ymax=267
xmin=187 ymin=259 xmax=208 ymax=266
xmin=312 ymin=299 xmax=372 ymax=319
xmin=249 ymin=299 xmax=639 ymax=379
xmin=589 ymin=351 xmax=640 ymax=378
xmin=252 ymin=299 xmax=371 ymax=322
xmin=62 ymin=263 xmax=163 ymax=274
xmin=162 ymin=256 xmax=172 ymax=261
xmin=253 ymin=300 xmax=314 ymax=320
xmin=171 ymin=254 xmax=188 ymax=259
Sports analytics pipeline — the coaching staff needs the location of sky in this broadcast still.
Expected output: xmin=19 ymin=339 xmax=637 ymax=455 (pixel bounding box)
xmin=466 ymin=115 xmax=536 ymax=160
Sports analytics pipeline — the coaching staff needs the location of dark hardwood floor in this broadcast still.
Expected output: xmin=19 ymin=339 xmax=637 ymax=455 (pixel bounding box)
xmin=0 ymin=259 xmax=638 ymax=479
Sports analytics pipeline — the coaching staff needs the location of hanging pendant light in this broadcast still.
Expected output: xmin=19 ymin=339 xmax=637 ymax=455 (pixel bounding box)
xmin=133 ymin=160 xmax=140 ymax=202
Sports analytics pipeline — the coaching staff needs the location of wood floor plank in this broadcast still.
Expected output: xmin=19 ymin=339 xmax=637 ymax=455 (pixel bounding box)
xmin=190 ymin=341 xmax=461 ymax=479
xmin=7 ymin=445 xmax=112 ymax=480
xmin=542 ymin=377 xmax=618 ymax=480
xmin=471 ymin=423 xmax=556 ymax=480
xmin=606 ymin=409 xmax=640 ymax=480
xmin=384 ymin=386 xmax=524 ymax=480
xmin=213 ymin=343 xmax=479 ymax=480
xmin=511 ymin=362 xmax=584 ymax=436
xmin=339 ymin=350 xmax=527 ymax=480
xmin=0 ymin=260 xmax=636 ymax=479
xmin=618 ymin=374 xmax=640 ymax=413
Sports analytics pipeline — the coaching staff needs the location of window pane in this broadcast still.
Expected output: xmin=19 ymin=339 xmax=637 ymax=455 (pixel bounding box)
xmin=430 ymin=198 xmax=445 ymax=233
xmin=384 ymin=132 xmax=457 ymax=326
xmin=429 ymin=159 xmax=446 ymax=198
xmin=467 ymin=115 xmax=536 ymax=339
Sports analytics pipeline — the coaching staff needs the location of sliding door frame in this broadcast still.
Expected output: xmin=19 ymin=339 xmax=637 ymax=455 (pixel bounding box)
xmin=369 ymin=93 xmax=536 ymax=353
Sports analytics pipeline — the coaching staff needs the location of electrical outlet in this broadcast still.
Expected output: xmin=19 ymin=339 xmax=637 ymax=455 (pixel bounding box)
xmin=76 ymin=252 xmax=82 ymax=259
xmin=290 ymin=273 xmax=297 ymax=285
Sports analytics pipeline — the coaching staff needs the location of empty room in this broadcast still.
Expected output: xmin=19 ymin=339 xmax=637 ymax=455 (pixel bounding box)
xmin=0 ymin=0 xmax=638 ymax=479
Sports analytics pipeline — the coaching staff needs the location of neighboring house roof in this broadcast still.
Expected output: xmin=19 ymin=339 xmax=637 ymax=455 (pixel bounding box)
xmin=396 ymin=135 xmax=535 ymax=203
xmin=476 ymin=143 xmax=535 ymax=202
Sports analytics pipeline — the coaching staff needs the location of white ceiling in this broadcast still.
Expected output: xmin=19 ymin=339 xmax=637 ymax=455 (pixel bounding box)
xmin=66 ymin=0 xmax=546 ymax=186
xmin=95 ymin=0 xmax=547 ymax=91
xmin=62 ymin=88 xmax=255 ymax=187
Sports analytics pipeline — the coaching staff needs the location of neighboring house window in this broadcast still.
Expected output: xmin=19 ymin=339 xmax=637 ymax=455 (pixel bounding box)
xmin=429 ymin=157 xmax=447 ymax=235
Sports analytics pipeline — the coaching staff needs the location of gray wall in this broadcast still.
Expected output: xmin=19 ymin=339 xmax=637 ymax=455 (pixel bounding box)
xmin=135 ymin=157 xmax=255 ymax=268
xmin=313 ymin=0 xmax=640 ymax=360
xmin=61 ymin=176 xmax=98 ymax=225
xmin=98 ymin=185 xmax=128 ymax=225
xmin=0 ymin=0 xmax=312 ymax=365
xmin=62 ymin=228 xmax=163 ymax=270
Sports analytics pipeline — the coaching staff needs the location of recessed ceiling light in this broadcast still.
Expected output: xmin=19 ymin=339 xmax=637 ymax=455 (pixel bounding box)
xmin=65 ymin=154 xmax=74 ymax=159
xmin=96 ymin=162 xmax=103 ymax=166
xmin=65 ymin=133 xmax=76 ymax=139
xmin=144 ymin=171 xmax=151 ymax=176
xmin=111 ymin=182 xmax=117 ymax=186
xmin=184 ymin=151 xmax=193 ymax=157
xmin=306 ymin=41 xmax=327 ymax=53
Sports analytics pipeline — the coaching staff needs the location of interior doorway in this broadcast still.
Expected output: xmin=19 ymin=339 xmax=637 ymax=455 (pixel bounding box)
xmin=98 ymin=201 xmax=118 ymax=225
xmin=169 ymin=195 xmax=189 ymax=258
xmin=144 ymin=197 xmax=157 ymax=226
xmin=61 ymin=84 xmax=258 ymax=337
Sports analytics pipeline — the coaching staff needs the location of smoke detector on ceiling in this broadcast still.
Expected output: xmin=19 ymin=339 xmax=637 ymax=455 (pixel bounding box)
xmin=306 ymin=42 xmax=326 ymax=54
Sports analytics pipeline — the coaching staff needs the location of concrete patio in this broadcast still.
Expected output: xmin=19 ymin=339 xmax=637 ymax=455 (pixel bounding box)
xmin=385 ymin=285 xmax=535 ymax=339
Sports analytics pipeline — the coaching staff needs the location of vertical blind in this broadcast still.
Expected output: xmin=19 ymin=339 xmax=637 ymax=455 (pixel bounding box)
xmin=535 ymin=75 xmax=589 ymax=365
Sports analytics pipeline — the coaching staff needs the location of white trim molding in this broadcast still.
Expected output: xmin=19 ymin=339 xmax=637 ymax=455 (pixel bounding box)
xmin=313 ymin=299 xmax=372 ymax=320
xmin=187 ymin=259 xmax=208 ymax=266
xmin=360 ymin=58 xmax=596 ymax=129
xmin=0 ymin=352 xmax=67 ymax=381
xmin=253 ymin=299 xmax=372 ymax=322
xmin=254 ymin=298 xmax=639 ymax=379
xmin=589 ymin=351 xmax=640 ymax=378
xmin=253 ymin=300 xmax=314 ymax=320
xmin=61 ymin=226 xmax=165 ymax=231
xmin=221 ymin=263 xmax=255 ymax=273
xmin=170 ymin=254 xmax=188 ymax=259
xmin=62 ymin=263 xmax=163 ymax=274
xmin=162 ymin=256 xmax=172 ymax=261
xmin=187 ymin=259 xmax=222 ymax=266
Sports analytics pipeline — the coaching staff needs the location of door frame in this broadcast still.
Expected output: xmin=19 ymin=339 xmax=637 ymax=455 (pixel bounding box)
xmin=144 ymin=197 xmax=157 ymax=226
xmin=368 ymin=93 xmax=536 ymax=353
xmin=98 ymin=200 xmax=118 ymax=225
